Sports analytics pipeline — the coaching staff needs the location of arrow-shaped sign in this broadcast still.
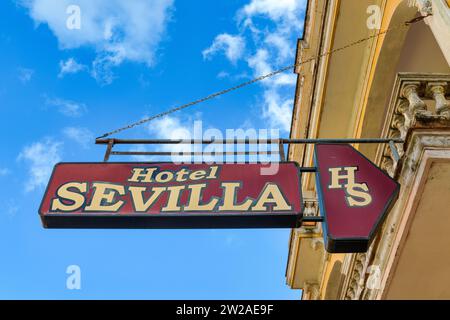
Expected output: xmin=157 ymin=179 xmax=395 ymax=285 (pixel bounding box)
xmin=314 ymin=144 xmax=400 ymax=253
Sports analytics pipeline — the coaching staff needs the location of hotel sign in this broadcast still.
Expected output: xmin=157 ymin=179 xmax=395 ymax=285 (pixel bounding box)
xmin=39 ymin=162 xmax=303 ymax=229
xmin=39 ymin=144 xmax=400 ymax=253
xmin=314 ymin=144 xmax=400 ymax=253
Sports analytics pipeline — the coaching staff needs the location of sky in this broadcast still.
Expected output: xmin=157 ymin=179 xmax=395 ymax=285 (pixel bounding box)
xmin=0 ymin=0 xmax=306 ymax=299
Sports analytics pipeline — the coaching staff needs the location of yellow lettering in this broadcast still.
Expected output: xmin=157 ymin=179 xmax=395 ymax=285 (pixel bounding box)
xmin=329 ymin=167 xmax=358 ymax=189
xmin=184 ymin=184 xmax=218 ymax=211
xmin=207 ymin=166 xmax=219 ymax=179
xmin=252 ymin=183 xmax=292 ymax=211
xmin=128 ymin=186 xmax=166 ymax=212
xmin=218 ymin=182 xmax=252 ymax=211
xmin=85 ymin=183 xmax=125 ymax=212
xmin=189 ymin=170 xmax=206 ymax=181
xmin=128 ymin=167 xmax=157 ymax=183
xmin=346 ymin=183 xmax=372 ymax=207
xmin=175 ymin=168 xmax=190 ymax=182
xmin=50 ymin=182 xmax=87 ymax=212
xmin=161 ymin=186 xmax=185 ymax=211
xmin=328 ymin=166 xmax=372 ymax=207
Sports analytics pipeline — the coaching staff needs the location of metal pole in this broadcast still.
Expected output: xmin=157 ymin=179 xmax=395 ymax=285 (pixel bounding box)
xmin=302 ymin=216 xmax=324 ymax=222
xmin=95 ymin=138 xmax=404 ymax=145
xmin=103 ymin=139 xmax=114 ymax=162
xmin=111 ymin=151 xmax=279 ymax=156
xmin=389 ymin=140 xmax=401 ymax=162
xmin=97 ymin=137 xmax=404 ymax=162
xmin=278 ymin=141 xmax=285 ymax=162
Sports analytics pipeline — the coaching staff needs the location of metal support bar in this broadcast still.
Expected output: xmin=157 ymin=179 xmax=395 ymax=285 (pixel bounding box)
xmin=97 ymin=138 xmax=405 ymax=161
xmin=302 ymin=216 xmax=324 ymax=222
xmin=96 ymin=138 xmax=404 ymax=145
xmin=103 ymin=139 xmax=114 ymax=162
xmin=111 ymin=151 xmax=279 ymax=156
xmin=389 ymin=140 xmax=401 ymax=162
xmin=298 ymin=167 xmax=316 ymax=173
xmin=278 ymin=141 xmax=285 ymax=162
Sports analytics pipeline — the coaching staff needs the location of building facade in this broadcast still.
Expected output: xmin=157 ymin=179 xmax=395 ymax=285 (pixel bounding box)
xmin=286 ymin=0 xmax=450 ymax=299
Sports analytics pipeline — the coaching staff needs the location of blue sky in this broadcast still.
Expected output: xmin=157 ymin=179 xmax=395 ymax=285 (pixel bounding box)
xmin=0 ymin=0 xmax=306 ymax=299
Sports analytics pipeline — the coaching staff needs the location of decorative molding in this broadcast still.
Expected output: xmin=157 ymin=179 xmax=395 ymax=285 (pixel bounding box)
xmin=342 ymin=244 xmax=375 ymax=300
xmin=303 ymin=197 xmax=320 ymax=217
xmin=412 ymin=0 xmax=433 ymax=15
xmin=343 ymin=131 xmax=450 ymax=300
xmin=343 ymin=75 xmax=450 ymax=300
xmin=367 ymin=130 xmax=450 ymax=299
xmin=377 ymin=73 xmax=450 ymax=178
xmin=303 ymin=282 xmax=320 ymax=300
xmin=427 ymin=82 xmax=450 ymax=117
xmin=286 ymin=197 xmax=323 ymax=289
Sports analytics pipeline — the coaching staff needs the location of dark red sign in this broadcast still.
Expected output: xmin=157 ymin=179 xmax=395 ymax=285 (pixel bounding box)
xmin=39 ymin=162 xmax=303 ymax=229
xmin=314 ymin=144 xmax=400 ymax=253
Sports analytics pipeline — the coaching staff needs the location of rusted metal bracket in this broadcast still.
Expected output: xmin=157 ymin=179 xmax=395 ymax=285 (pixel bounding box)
xmin=103 ymin=139 xmax=114 ymax=162
xmin=97 ymin=138 xmax=404 ymax=162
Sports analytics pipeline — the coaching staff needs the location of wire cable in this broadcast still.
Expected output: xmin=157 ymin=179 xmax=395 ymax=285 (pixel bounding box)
xmin=96 ymin=14 xmax=431 ymax=140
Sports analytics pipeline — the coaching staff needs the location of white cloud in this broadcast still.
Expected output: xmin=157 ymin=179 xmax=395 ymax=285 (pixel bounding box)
xmin=18 ymin=67 xmax=34 ymax=83
xmin=217 ymin=70 xmax=250 ymax=81
xmin=63 ymin=127 xmax=94 ymax=149
xmin=149 ymin=116 xmax=192 ymax=140
xmin=273 ymin=73 xmax=296 ymax=86
xmin=264 ymin=32 xmax=291 ymax=62
xmin=149 ymin=116 xmax=193 ymax=155
xmin=141 ymin=115 xmax=200 ymax=162
xmin=45 ymin=96 xmax=87 ymax=117
xmin=3 ymin=200 xmax=19 ymax=218
xmin=217 ymin=71 xmax=230 ymax=79
xmin=58 ymin=57 xmax=86 ymax=78
xmin=262 ymin=90 xmax=293 ymax=131
xmin=247 ymin=49 xmax=296 ymax=87
xmin=247 ymin=49 xmax=271 ymax=77
xmin=240 ymin=0 xmax=306 ymax=64
xmin=130 ymin=143 xmax=154 ymax=162
xmin=138 ymin=74 xmax=150 ymax=88
xmin=18 ymin=138 xmax=62 ymax=192
xmin=125 ymin=115 xmax=194 ymax=162
xmin=20 ymin=0 xmax=174 ymax=85
xmin=204 ymin=0 xmax=306 ymax=133
xmin=203 ymin=33 xmax=245 ymax=64
xmin=7 ymin=201 xmax=19 ymax=217
xmin=239 ymin=0 xmax=305 ymax=28
xmin=91 ymin=52 xmax=119 ymax=85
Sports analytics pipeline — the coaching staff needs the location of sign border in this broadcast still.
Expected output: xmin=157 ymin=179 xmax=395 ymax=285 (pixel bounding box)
xmin=39 ymin=161 xmax=304 ymax=229
xmin=314 ymin=143 xmax=400 ymax=253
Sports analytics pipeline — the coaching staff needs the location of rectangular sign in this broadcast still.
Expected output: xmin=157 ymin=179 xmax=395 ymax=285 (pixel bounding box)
xmin=39 ymin=162 xmax=303 ymax=229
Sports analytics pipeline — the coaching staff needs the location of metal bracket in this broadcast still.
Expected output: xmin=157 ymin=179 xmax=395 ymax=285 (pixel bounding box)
xmin=103 ymin=139 xmax=114 ymax=162
xmin=388 ymin=140 xmax=401 ymax=162
xmin=97 ymin=138 xmax=404 ymax=162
